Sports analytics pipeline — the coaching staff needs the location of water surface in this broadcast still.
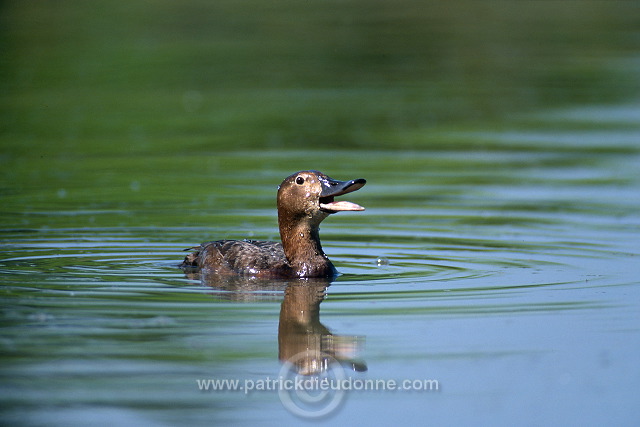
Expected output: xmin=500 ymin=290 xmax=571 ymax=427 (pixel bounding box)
xmin=2 ymin=1 xmax=640 ymax=426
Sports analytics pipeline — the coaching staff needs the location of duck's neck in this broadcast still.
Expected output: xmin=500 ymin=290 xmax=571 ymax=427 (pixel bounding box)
xmin=279 ymin=217 xmax=335 ymax=277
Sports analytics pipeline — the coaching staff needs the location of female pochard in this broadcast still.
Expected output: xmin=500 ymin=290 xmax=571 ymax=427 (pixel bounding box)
xmin=181 ymin=170 xmax=366 ymax=278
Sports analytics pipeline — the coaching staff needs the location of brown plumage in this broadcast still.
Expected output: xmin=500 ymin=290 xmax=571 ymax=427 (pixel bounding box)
xmin=180 ymin=170 xmax=366 ymax=278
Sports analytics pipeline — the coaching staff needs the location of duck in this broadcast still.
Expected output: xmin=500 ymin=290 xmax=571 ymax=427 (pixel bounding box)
xmin=181 ymin=170 xmax=366 ymax=278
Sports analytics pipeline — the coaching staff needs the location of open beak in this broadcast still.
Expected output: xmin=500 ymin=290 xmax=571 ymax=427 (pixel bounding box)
xmin=318 ymin=175 xmax=366 ymax=213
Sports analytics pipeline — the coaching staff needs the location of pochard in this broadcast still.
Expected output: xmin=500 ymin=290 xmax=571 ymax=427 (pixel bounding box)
xmin=181 ymin=170 xmax=366 ymax=278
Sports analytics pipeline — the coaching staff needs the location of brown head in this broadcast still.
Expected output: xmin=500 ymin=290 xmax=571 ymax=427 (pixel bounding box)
xmin=276 ymin=170 xmax=366 ymax=274
xmin=277 ymin=170 xmax=366 ymax=226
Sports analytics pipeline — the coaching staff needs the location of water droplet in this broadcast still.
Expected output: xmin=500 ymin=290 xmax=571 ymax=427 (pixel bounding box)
xmin=299 ymin=233 xmax=304 ymax=238
xmin=376 ymin=257 xmax=389 ymax=267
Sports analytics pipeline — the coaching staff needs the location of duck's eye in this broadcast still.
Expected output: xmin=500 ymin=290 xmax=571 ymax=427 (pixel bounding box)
xmin=295 ymin=176 xmax=305 ymax=185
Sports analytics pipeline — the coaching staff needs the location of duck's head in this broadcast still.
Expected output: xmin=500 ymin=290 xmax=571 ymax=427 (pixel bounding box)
xmin=277 ymin=170 xmax=366 ymax=224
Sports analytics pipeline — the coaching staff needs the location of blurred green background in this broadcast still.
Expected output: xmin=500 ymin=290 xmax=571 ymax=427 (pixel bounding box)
xmin=2 ymin=0 xmax=638 ymax=158
xmin=1 ymin=0 xmax=639 ymax=229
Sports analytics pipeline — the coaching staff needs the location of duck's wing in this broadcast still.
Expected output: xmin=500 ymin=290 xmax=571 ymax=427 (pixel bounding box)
xmin=181 ymin=239 xmax=291 ymax=276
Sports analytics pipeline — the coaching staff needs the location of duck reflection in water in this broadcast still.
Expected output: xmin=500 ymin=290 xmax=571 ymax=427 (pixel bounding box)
xmin=279 ymin=279 xmax=367 ymax=375
xmin=184 ymin=272 xmax=367 ymax=375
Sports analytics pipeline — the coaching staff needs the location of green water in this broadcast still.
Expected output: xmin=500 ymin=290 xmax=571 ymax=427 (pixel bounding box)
xmin=2 ymin=1 xmax=640 ymax=425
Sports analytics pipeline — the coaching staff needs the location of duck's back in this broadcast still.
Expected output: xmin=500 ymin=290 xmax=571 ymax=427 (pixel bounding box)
xmin=181 ymin=239 xmax=293 ymax=277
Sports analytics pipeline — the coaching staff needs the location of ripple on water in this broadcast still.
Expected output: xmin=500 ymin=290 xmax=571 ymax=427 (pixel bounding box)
xmin=0 ymin=206 xmax=629 ymax=297
xmin=1 ymin=142 xmax=638 ymax=308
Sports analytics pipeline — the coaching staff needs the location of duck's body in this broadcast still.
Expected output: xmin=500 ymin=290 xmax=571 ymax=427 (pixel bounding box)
xmin=181 ymin=170 xmax=366 ymax=278
xmin=182 ymin=240 xmax=292 ymax=277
